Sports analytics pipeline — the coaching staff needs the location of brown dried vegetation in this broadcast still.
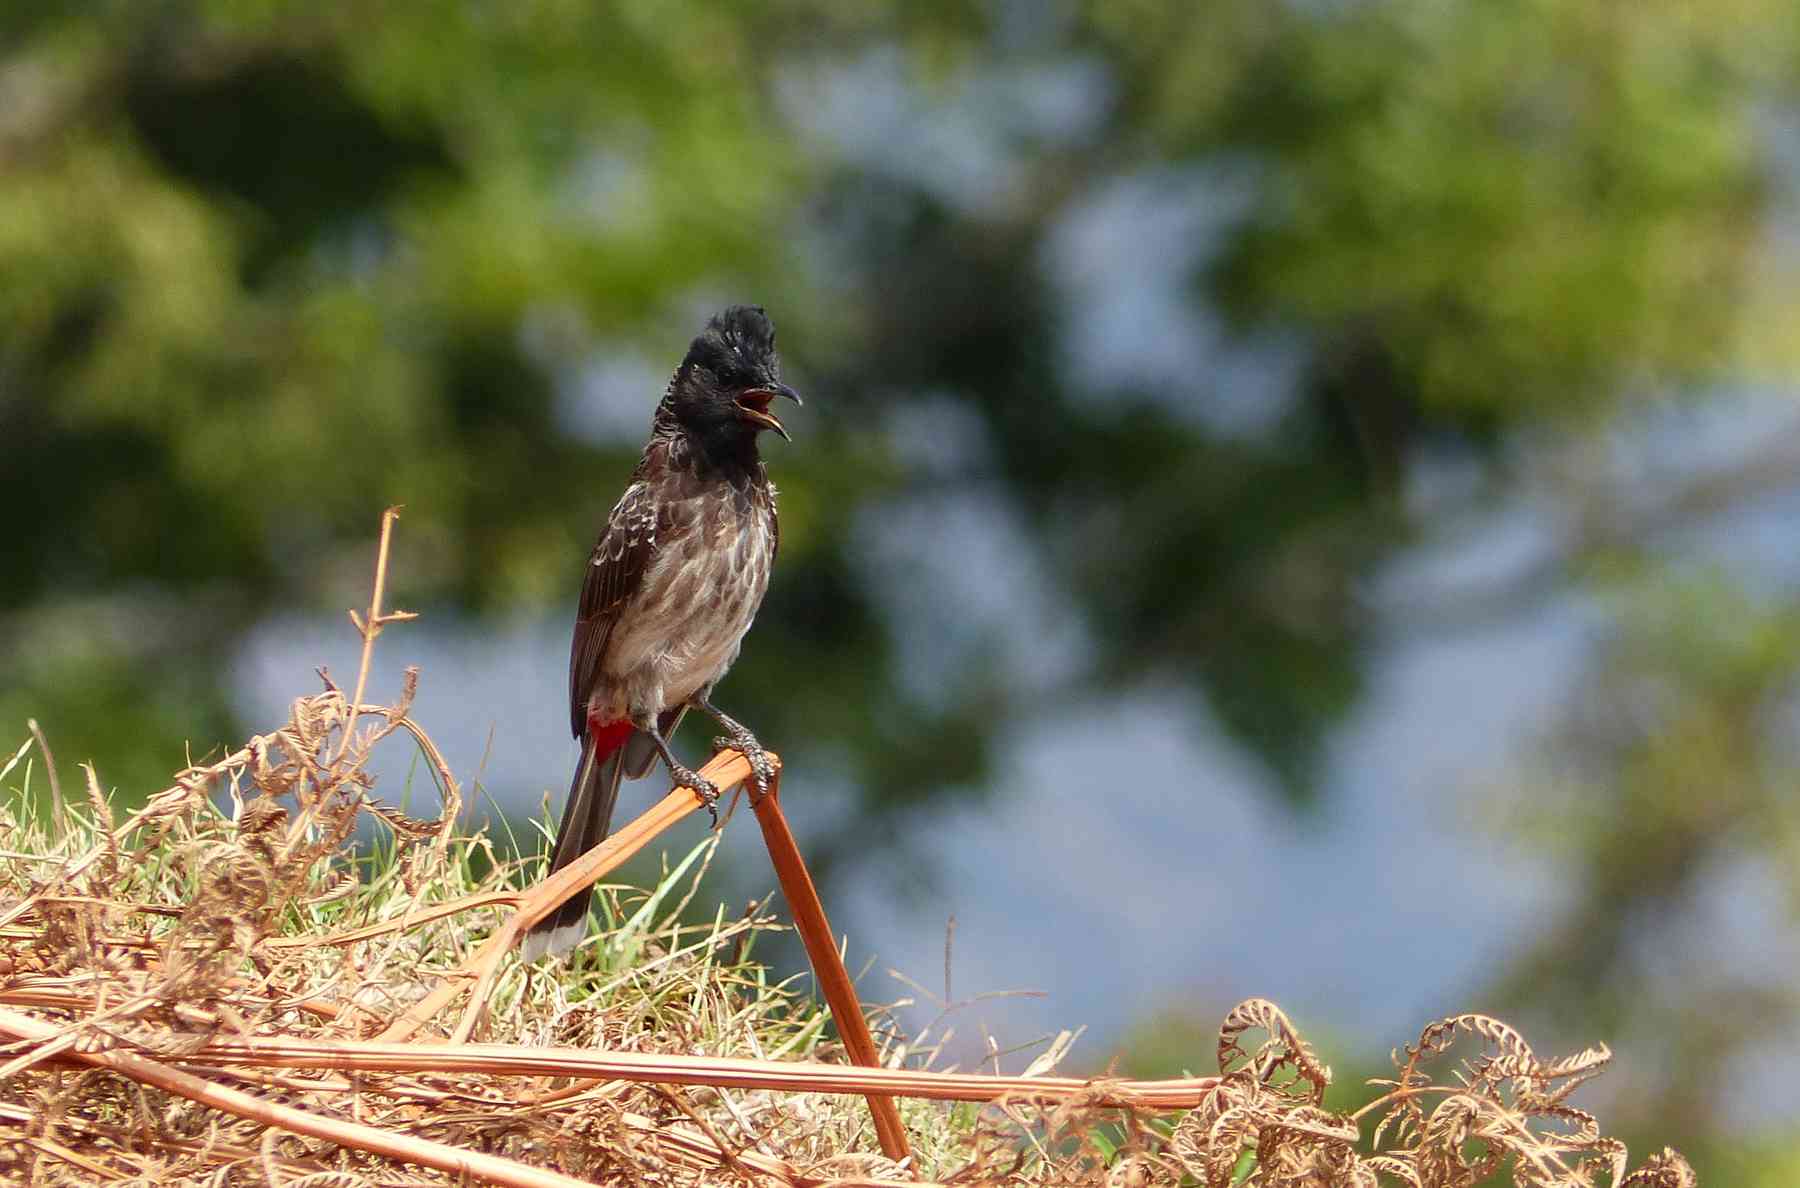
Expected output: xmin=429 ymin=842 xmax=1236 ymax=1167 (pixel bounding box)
xmin=0 ymin=523 xmax=1695 ymax=1186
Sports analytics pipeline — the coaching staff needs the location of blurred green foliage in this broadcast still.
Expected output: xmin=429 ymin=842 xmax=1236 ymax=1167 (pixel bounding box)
xmin=5 ymin=2 xmax=1800 ymax=1176
xmin=6 ymin=1 xmax=1793 ymax=796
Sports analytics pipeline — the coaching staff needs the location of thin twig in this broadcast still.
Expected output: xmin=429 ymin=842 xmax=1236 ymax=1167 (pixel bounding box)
xmin=25 ymin=718 xmax=62 ymax=825
xmin=19 ymin=1134 xmax=130 ymax=1181
xmin=650 ymin=1084 xmax=757 ymax=1184
xmin=943 ymin=913 xmax=955 ymax=1006
xmin=0 ymin=1006 xmax=598 ymax=1188
xmin=264 ymin=889 xmax=526 ymax=949
xmin=338 ymin=505 xmax=418 ymax=766
xmin=134 ymin=1032 xmax=1224 ymax=1108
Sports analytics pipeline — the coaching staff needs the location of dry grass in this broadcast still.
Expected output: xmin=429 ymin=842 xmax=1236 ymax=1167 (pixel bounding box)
xmin=0 ymin=516 xmax=1698 ymax=1186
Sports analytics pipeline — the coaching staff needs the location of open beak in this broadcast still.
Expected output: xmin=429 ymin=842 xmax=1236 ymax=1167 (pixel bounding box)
xmin=735 ymin=382 xmax=802 ymax=441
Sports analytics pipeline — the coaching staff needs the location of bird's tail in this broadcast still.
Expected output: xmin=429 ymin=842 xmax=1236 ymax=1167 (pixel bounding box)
xmin=521 ymin=722 xmax=632 ymax=961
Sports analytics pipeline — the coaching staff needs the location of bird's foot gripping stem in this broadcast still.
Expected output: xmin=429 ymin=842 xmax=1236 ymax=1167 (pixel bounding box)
xmin=671 ymin=763 xmax=722 ymax=825
xmin=713 ymin=729 xmax=775 ymax=801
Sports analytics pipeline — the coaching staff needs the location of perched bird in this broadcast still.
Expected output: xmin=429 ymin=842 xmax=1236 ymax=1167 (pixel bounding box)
xmin=523 ymin=306 xmax=799 ymax=960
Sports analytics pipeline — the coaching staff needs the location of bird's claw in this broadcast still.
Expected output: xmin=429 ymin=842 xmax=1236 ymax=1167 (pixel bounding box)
xmin=714 ymin=732 xmax=774 ymax=801
xmin=673 ymin=765 xmax=721 ymax=825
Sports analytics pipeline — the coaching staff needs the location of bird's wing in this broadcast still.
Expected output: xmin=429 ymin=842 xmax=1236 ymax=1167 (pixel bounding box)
xmin=569 ymin=479 xmax=659 ymax=737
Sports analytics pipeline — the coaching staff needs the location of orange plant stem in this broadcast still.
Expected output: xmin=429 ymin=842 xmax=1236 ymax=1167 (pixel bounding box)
xmin=378 ymin=750 xmax=751 ymax=1042
xmin=752 ymin=773 xmax=912 ymax=1164
xmin=180 ymin=1033 xmax=1222 ymax=1108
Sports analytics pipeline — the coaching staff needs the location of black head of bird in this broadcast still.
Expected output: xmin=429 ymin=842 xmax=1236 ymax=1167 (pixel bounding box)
xmin=665 ymin=305 xmax=803 ymax=446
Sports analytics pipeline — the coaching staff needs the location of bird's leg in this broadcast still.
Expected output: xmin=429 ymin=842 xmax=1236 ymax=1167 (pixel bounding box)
xmin=634 ymin=713 xmax=721 ymax=824
xmin=691 ymin=692 xmax=774 ymax=799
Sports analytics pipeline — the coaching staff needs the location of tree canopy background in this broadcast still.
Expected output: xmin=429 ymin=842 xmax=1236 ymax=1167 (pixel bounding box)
xmin=6 ymin=3 xmax=1800 ymax=1181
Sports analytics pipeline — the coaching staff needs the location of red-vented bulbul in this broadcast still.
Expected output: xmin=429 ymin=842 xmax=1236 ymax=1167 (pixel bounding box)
xmin=523 ymin=306 xmax=798 ymax=960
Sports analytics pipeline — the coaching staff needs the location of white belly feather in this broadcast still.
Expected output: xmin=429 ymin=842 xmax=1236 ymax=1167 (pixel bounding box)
xmin=598 ymin=492 xmax=773 ymax=719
